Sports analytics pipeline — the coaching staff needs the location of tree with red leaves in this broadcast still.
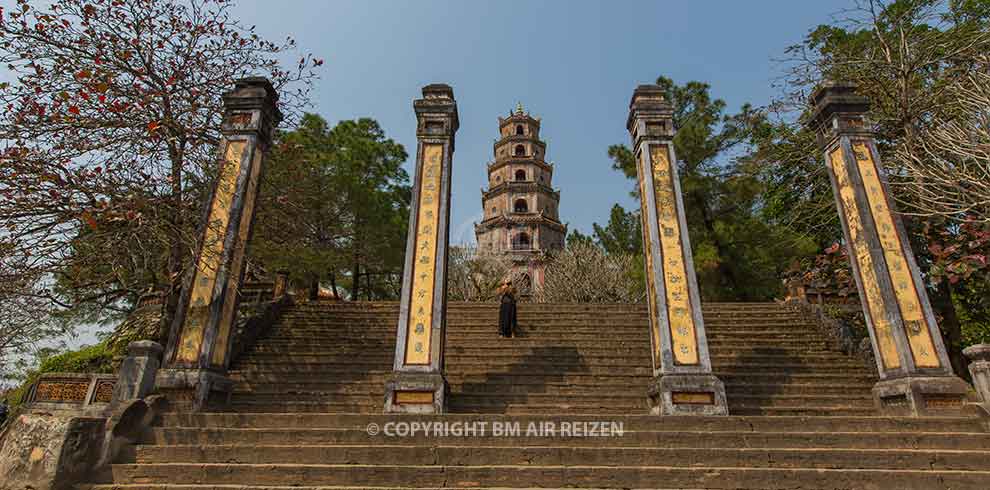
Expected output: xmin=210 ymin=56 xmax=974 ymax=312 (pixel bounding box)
xmin=0 ymin=0 xmax=321 ymax=350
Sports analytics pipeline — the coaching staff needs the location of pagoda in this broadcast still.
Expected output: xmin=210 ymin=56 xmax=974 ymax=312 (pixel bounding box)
xmin=474 ymin=103 xmax=566 ymax=290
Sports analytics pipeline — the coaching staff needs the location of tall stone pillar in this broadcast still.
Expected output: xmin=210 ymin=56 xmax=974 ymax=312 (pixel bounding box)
xmin=384 ymin=84 xmax=459 ymax=414
xmin=808 ymin=82 xmax=971 ymax=416
xmin=157 ymin=77 xmax=282 ymax=410
xmin=626 ymin=85 xmax=728 ymax=416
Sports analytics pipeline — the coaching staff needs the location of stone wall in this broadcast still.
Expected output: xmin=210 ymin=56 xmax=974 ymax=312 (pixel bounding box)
xmin=0 ymin=411 xmax=105 ymax=490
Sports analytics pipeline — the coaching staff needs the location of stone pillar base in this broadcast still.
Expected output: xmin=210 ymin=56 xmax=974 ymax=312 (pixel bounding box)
xmin=384 ymin=373 xmax=447 ymax=414
xmin=872 ymin=376 xmax=973 ymax=416
xmin=648 ymin=373 xmax=728 ymax=416
xmin=153 ymin=368 xmax=233 ymax=412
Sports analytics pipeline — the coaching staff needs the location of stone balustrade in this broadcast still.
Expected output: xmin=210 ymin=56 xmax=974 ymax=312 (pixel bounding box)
xmin=23 ymin=373 xmax=117 ymax=412
xmin=964 ymin=344 xmax=990 ymax=406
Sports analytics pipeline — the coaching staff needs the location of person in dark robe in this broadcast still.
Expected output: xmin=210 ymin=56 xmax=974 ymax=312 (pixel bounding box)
xmin=497 ymin=279 xmax=518 ymax=338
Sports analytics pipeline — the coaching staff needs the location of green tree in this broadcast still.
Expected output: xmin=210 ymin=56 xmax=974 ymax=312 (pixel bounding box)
xmin=565 ymin=230 xmax=596 ymax=249
xmin=250 ymin=114 xmax=409 ymax=300
xmin=592 ymin=205 xmax=642 ymax=256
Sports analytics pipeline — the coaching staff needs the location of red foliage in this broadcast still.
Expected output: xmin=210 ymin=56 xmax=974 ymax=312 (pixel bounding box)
xmin=925 ymin=219 xmax=990 ymax=285
xmin=0 ymin=0 xmax=322 ymax=310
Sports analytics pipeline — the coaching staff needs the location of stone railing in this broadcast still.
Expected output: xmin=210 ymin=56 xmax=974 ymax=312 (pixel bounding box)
xmin=964 ymin=345 xmax=990 ymax=410
xmin=22 ymin=373 xmax=118 ymax=412
xmin=229 ymin=288 xmax=293 ymax=367
xmin=783 ymin=277 xmax=858 ymax=305
xmin=785 ymin=299 xmax=877 ymax=375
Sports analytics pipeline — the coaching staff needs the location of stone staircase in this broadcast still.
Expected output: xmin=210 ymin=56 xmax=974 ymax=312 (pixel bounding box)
xmin=226 ymin=301 xmax=878 ymax=415
xmin=80 ymin=301 xmax=990 ymax=489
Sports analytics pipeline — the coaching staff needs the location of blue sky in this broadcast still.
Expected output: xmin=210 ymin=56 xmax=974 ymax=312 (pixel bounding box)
xmin=233 ymin=0 xmax=849 ymax=244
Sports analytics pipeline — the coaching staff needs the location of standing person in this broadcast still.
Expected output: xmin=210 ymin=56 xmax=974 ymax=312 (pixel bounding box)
xmin=496 ymin=279 xmax=518 ymax=338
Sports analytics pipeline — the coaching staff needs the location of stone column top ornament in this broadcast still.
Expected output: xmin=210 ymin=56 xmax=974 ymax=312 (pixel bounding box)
xmin=126 ymin=341 xmax=164 ymax=359
xmin=963 ymin=344 xmax=990 ymax=362
xmin=626 ymin=85 xmax=674 ymax=144
xmin=807 ymin=81 xmax=873 ymax=148
xmin=221 ymin=76 xmax=284 ymax=146
xmin=414 ymin=83 xmax=459 ymax=145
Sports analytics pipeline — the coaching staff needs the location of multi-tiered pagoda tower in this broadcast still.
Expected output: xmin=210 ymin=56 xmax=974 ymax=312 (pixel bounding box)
xmin=475 ymin=103 xmax=566 ymax=290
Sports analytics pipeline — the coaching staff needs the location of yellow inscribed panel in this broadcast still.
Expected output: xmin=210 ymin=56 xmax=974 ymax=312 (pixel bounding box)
xmin=829 ymin=147 xmax=900 ymax=369
xmin=395 ymin=391 xmax=434 ymax=404
xmin=671 ymin=392 xmax=715 ymax=405
xmin=177 ymin=140 xmax=246 ymax=363
xmin=651 ymin=145 xmax=698 ymax=366
xmin=851 ymin=142 xmax=939 ymax=368
xmin=637 ymin=153 xmax=661 ymax=364
xmin=213 ymin=148 xmax=262 ymax=367
xmin=405 ymin=143 xmax=444 ymax=365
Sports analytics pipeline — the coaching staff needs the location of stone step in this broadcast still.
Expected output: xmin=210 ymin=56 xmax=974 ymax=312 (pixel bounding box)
xmin=157 ymin=413 xmax=984 ymax=433
xmin=143 ymin=426 xmax=990 ymax=450
xmin=718 ymin=372 xmax=878 ymax=383
xmin=224 ymin=401 xmax=383 ymax=413
xmin=228 ymin=371 xmax=653 ymax=384
xmin=270 ymin=322 xmax=818 ymax=331
xmin=227 ymin=371 xmax=877 ymax=386
xmin=229 ymin=392 xmax=649 ymax=407
xmin=123 ymin=444 xmax=990 ymax=470
xmin=228 ymin=367 xmax=870 ymax=381
xmin=278 ymin=324 xmax=816 ymax=333
xmin=220 ymin=403 xmax=879 ymax=418
xmin=726 ymin=393 xmax=873 ymax=407
xmin=251 ymin=338 xmax=833 ymax=349
xmin=223 ymin=389 xmax=873 ymax=414
xmin=236 ymin=352 xmax=862 ymax=364
xmin=454 ymin=393 xmax=876 ymax=408
xmin=261 ymin=331 xmax=833 ymax=341
xmin=241 ymin=353 xmax=654 ymax=365
xmin=288 ymin=306 xmax=801 ymax=315
xmin=723 ymin=383 xmax=873 ymax=396
xmin=727 ymin=407 xmax=875 ymax=416
xmin=284 ymin=299 xmax=791 ymax=311
xmin=245 ymin=344 xmax=841 ymax=357
xmin=219 ymin=401 xmax=874 ymax=416
xmin=104 ymin=462 xmax=990 ymax=488
xmin=231 ymin=360 xmax=870 ymax=374
xmin=222 ymin=402 xmax=642 ymax=414
xmin=278 ymin=315 xmax=810 ymax=323
xmin=229 ymin=382 xmax=872 ymax=397
xmin=80 ymin=486 xmax=706 ymax=490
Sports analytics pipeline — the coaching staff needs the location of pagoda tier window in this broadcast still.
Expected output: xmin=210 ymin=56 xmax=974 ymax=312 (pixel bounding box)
xmin=514 ymin=145 xmax=525 ymax=156
xmin=515 ymin=169 xmax=526 ymax=181
xmin=514 ymin=199 xmax=528 ymax=213
xmin=515 ymin=125 xmax=524 ymax=135
xmin=513 ymin=232 xmax=531 ymax=250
